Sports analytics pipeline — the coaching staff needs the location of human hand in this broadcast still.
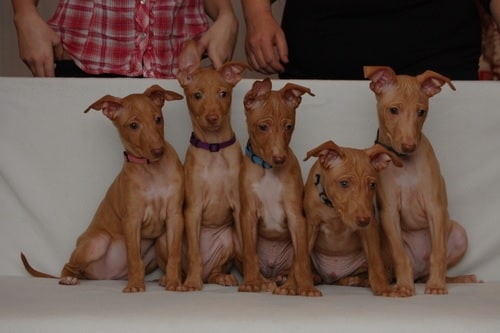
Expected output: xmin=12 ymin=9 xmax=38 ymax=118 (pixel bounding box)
xmin=13 ymin=9 xmax=64 ymax=77
xmin=244 ymin=11 xmax=288 ymax=74
xmin=198 ymin=11 xmax=238 ymax=69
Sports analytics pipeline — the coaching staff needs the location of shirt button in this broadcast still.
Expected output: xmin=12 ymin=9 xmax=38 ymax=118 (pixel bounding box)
xmin=140 ymin=0 xmax=146 ymax=4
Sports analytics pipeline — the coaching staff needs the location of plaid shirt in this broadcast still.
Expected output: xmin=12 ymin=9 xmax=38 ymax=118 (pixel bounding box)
xmin=48 ymin=0 xmax=209 ymax=78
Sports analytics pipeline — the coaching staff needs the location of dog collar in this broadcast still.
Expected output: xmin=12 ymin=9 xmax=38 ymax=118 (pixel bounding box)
xmin=123 ymin=151 xmax=149 ymax=164
xmin=374 ymin=129 xmax=409 ymax=158
xmin=314 ymin=174 xmax=334 ymax=208
xmin=189 ymin=132 xmax=237 ymax=152
xmin=245 ymin=142 xmax=272 ymax=169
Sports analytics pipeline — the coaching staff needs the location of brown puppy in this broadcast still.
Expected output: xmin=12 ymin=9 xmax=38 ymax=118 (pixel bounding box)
xmin=236 ymin=78 xmax=321 ymax=296
xmin=176 ymin=40 xmax=248 ymax=290
xmin=303 ymin=140 xmax=403 ymax=296
xmin=364 ymin=66 xmax=478 ymax=296
xmin=22 ymin=85 xmax=185 ymax=292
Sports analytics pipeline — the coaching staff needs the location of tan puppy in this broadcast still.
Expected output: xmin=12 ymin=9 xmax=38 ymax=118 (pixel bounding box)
xmin=304 ymin=140 xmax=403 ymax=296
xmin=364 ymin=66 xmax=478 ymax=296
xmin=21 ymin=85 xmax=185 ymax=292
xmin=176 ymin=41 xmax=249 ymax=290
xmin=236 ymin=78 xmax=321 ymax=296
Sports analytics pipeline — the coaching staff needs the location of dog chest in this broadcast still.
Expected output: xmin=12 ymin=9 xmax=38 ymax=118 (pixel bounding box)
xmin=251 ymin=172 xmax=287 ymax=233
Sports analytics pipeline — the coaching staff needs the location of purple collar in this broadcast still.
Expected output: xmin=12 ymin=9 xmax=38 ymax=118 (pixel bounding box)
xmin=190 ymin=132 xmax=237 ymax=152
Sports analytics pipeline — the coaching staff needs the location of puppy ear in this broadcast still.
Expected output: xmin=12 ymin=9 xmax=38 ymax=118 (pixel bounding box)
xmin=176 ymin=40 xmax=201 ymax=87
xmin=84 ymin=95 xmax=123 ymax=120
xmin=220 ymin=62 xmax=250 ymax=86
xmin=243 ymin=78 xmax=272 ymax=110
xmin=366 ymin=144 xmax=403 ymax=171
xmin=416 ymin=70 xmax=456 ymax=97
xmin=363 ymin=66 xmax=397 ymax=95
xmin=280 ymin=83 xmax=315 ymax=109
xmin=304 ymin=140 xmax=345 ymax=169
xmin=144 ymin=85 xmax=184 ymax=108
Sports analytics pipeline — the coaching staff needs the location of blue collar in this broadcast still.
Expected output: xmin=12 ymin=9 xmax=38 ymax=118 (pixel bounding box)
xmin=245 ymin=142 xmax=272 ymax=169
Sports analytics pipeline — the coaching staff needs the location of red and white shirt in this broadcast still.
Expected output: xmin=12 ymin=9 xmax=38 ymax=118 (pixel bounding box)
xmin=48 ymin=0 xmax=209 ymax=78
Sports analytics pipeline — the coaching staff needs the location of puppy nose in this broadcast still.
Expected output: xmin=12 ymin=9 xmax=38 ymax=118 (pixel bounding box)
xmin=151 ymin=147 xmax=165 ymax=158
xmin=356 ymin=216 xmax=371 ymax=228
xmin=272 ymin=154 xmax=286 ymax=165
xmin=206 ymin=113 xmax=219 ymax=124
xmin=401 ymin=143 xmax=416 ymax=153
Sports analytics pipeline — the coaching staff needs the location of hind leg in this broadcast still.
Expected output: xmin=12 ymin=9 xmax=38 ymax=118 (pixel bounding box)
xmin=60 ymin=229 xmax=113 ymax=285
xmin=202 ymin=226 xmax=238 ymax=286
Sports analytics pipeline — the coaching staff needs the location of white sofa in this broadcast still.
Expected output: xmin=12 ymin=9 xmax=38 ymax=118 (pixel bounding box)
xmin=1 ymin=77 xmax=499 ymax=333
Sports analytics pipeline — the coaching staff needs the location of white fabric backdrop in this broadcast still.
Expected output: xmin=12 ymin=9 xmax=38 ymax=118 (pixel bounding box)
xmin=0 ymin=78 xmax=499 ymax=332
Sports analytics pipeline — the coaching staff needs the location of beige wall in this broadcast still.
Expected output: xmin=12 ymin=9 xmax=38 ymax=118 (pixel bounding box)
xmin=0 ymin=0 xmax=284 ymax=77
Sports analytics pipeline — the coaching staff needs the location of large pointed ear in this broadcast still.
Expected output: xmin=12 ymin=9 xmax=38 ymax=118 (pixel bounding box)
xmin=366 ymin=144 xmax=403 ymax=171
xmin=280 ymin=83 xmax=315 ymax=109
xmin=176 ymin=40 xmax=201 ymax=87
xmin=84 ymin=95 xmax=123 ymax=120
xmin=304 ymin=140 xmax=346 ymax=169
xmin=144 ymin=85 xmax=184 ymax=109
xmin=243 ymin=78 xmax=273 ymax=110
xmin=363 ymin=66 xmax=398 ymax=95
xmin=416 ymin=70 xmax=456 ymax=97
xmin=219 ymin=62 xmax=251 ymax=86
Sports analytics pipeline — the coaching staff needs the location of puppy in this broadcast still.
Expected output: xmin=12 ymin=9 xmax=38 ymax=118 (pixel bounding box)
xmin=304 ymin=140 xmax=403 ymax=296
xmin=364 ymin=66 xmax=479 ymax=295
xmin=236 ymin=78 xmax=321 ymax=296
xmin=176 ymin=40 xmax=249 ymax=290
xmin=22 ymin=85 xmax=185 ymax=292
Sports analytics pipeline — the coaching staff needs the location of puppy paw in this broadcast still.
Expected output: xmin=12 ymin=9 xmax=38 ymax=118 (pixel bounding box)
xmin=424 ymin=284 xmax=448 ymax=295
xmin=59 ymin=276 xmax=80 ymax=285
xmin=374 ymin=285 xmax=409 ymax=298
xmin=208 ymin=273 xmax=239 ymax=287
xmin=393 ymin=283 xmax=415 ymax=297
xmin=446 ymin=274 xmax=482 ymax=284
xmin=122 ymin=280 xmax=146 ymax=293
xmin=238 ymin=279 xmax=276 ymax=293
xmin=158 ymin=277 xmax=187 ymax=292
xmin=182 ymin=276 xmax=203 ymax=291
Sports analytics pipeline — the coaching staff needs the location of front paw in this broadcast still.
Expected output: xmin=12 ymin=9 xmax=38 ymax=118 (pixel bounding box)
xmin=158 ymin=275 xmax=187 ymax=291
xmin=122 ymin=281 xmax=146 ymax=293
xmin=238 ymin=277 xmax=276 ymax=293
xmin=393 ymin=282 xmax=415 ymax=297
xmin=373 ymin=284 xmax=409 ymax=297
xmin=182 ymin=275 xmax=203 ymax=291
xmin=274 ymin=285 xmax=322 ymax=297
xmin=425 ymin=282 xmax=448 ymax=295
xmin=208 ymin=273 xmax=239 ymax=287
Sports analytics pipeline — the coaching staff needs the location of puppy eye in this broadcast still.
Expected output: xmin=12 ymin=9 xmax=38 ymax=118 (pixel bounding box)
xmin=340 ymin=180 xmax=349 ymax=188
xmin=417 ymin=109 xmax=427 ymax=117
xmin=389 ymin=107 xmax=399 ymax=115
xmin=219 ymin=91 xmax=227 ymax=98
xmin=285 ymin=124 xmax=294 ymax=131
xmin=258 ymin=124 xmax=269 ymax=131
xmin=129 ymin=122 xmax=139 ymax=130
xmin=155 ymin=116 xmax=163 ymax=124
xmin=193 ymin=92 xmax=203 ymax=100
xmin=369 ymin=182 xmax=377 ymax=190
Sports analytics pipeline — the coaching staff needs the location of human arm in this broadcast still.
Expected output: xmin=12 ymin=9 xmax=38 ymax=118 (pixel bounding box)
xmin=241 ymin=0 xmax=288 ymax=74
xmin=491 ymin=0 xmax=500 ymax=27
xmin=198 ymin=0 xmax=238 ymax=69
xmin=11 ymin=0 xmax=63 ymax=77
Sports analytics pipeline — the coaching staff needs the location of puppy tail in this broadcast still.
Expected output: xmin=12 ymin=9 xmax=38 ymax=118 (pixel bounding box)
xmin=20 ymin=252 xmax=58 ymax=279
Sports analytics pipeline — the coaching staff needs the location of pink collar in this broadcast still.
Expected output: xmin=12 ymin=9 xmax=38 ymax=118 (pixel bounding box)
xmin=123 ymin=151 xmax=149 ymax=164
